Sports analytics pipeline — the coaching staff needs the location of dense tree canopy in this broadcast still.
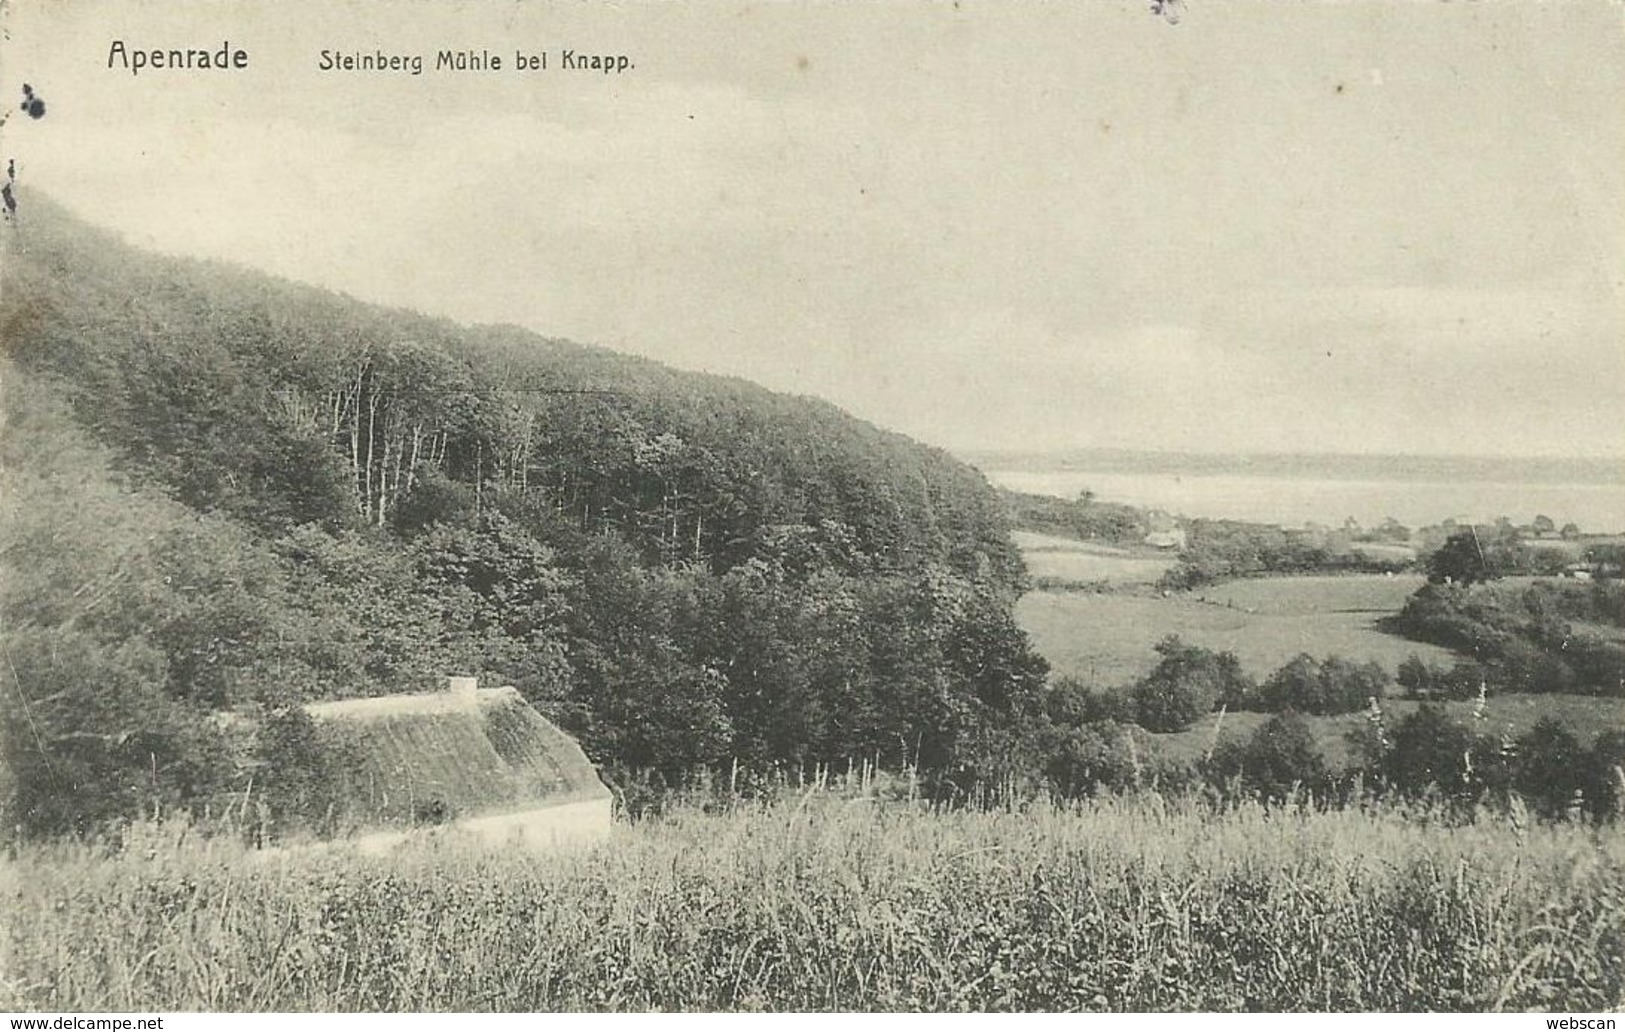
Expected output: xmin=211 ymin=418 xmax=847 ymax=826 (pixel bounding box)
xmin=0 ymin=192 xmax=1046 ymax=834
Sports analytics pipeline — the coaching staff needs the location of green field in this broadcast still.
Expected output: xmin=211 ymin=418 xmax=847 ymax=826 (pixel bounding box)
xmin=1017 ymin=576 xmax=1455 ymax=687
xmin=7 ymin=793 xmax=1623 ymax=1012
xmin=1197 ymin=575 xmax=1425 ymax=615
xmin=1014 ymin=560 xmax=1625 ymax=764
xmin=1011 ymin=530 xmax=1176 ymax=586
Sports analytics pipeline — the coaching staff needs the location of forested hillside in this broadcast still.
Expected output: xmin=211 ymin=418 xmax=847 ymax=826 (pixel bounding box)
xmin=0 ymin=192 xmax=1047 ymax=835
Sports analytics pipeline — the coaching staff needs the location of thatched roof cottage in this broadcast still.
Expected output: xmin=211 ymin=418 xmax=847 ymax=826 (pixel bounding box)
xmin=305 ymin=677 xmax=612 ymax=851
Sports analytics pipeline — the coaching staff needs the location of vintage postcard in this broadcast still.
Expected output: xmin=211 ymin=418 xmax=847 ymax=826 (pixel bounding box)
xmin=2 ymin=0 xmax=1622 ymax=1017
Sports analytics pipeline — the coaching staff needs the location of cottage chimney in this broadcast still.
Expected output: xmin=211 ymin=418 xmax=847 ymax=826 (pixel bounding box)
xmin=448 ymin=675 xmax=478 ymax=697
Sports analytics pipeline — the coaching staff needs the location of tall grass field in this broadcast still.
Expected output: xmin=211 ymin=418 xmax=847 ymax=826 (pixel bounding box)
xmin=5 ymin=792 xmax=1622 ymax=1012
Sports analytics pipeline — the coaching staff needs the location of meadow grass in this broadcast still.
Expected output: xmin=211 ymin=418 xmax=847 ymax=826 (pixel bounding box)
xmin=1017 ymin=582 xmax=1456 ymax=686
xmin=1198 ymin=575 xmax=1427 ymax=616
xmin=1009 ymin=531 xmax=1176 ymax=586
xmin=5 ymin=792 xmax=1623 ymax=1012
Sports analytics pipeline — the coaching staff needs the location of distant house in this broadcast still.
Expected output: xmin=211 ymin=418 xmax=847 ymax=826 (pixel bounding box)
xmin=1145 ymin=530 xmax=1186 ymax=550
xmin=305 ymin=678 xmax=613 ymax=852
xmin=1144 ymin=510 xmax=1187 ymax=550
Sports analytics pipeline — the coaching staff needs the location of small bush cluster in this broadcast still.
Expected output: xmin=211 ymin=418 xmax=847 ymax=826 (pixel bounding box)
xmin=1386 ymin=580 xmax=1625 ymax=697
xmin=1396 ymin=655 xmax=1494 ymax=701
xmin=1127 ymin=637 xmax=1252 ymax=732
xmin=1202 ymin=706 xmax=1625 ymax=824
xmin=1060 ymin=637 xmax=1386 ymax=737
xmin=1253 ymin=654 xmax=1389 ymax=715
xmin=1033 ymin=638 xmax=1622 ymax=822
xmin=1160 ymin=519 xmax=1415 ymax=590
xmin=1000 ymin=488 xmax=1149 ymax=545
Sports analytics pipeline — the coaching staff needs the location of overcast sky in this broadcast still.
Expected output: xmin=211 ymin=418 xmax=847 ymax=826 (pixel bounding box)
xmin=4 ymin=0 xmax=1621 ymax=458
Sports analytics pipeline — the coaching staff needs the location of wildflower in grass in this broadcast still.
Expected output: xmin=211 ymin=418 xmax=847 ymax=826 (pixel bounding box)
xmin=1365 ymin=695 xmax=1388 ymax=752
xmin=1123 ymin=725 xmax=1143 ymax=788
xmin=1203 ymin=704 xmax=1227 ymax=765
xmin=1566 ymin=788 xmax=1585 ymax=823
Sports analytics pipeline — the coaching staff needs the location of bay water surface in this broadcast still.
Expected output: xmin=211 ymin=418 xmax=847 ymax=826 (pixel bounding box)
xmin=979 ymin=466 xmax=1625 ymax=532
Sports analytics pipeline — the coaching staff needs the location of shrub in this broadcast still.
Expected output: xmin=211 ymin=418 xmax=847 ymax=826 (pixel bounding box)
xmin=1126 ymin=636 xmax=1251 ymax=733
xmin=1042 ymin=719 xmax=1143 ymax=797
xmin=0 ymin=627 xmax=237 ymax=837
xmin=1396 ymin=655 xmax=1435 ymax=699
xmin=1387 ymin=579 xmax=1625 ymax=697
xmin=1256 ymin=654 xmax=1389 ymax=715
xmin=1396 ymin=655 xmax=1490 ymax=701
xmin=251 ymin=699 xmax=368 ymax=837
xmin=1384 ymin=704 xmax=1473 ymax=800
xmin=1246 ymin=712 xmax=1328 ymax=793
xmin=1514 ymin=718 xmax=1587 ymax=821
xmin=1464 ymin=731 xmax=1517 ymax=808
xmin=1044 ymin=676 xmax=1132 ymax=727
xmin=1585 ymin=731 xmax=1625 ymax=823
xmin=1439 ymin=659 xmax=1493 ymax=700
xmin=1207 ymin=711 xmax=1329 ymax=801
xmin=1563 ymin=635 xmax=1625 ymax=695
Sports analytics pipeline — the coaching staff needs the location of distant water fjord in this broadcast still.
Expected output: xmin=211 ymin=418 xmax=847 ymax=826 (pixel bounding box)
xmin=982 ymin=468 xmax=1625 ymax=533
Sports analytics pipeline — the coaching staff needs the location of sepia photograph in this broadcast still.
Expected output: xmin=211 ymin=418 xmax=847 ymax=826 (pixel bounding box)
xmin=1 ymin=0 xmax=1622 ymax=1016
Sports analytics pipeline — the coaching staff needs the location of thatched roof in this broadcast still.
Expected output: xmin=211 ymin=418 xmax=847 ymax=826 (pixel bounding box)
xmin=305 ymin=686 xmax=610 ymax=827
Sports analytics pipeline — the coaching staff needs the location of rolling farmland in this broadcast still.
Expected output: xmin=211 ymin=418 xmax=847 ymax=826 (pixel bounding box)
xmin=1017 ymin=576 xmax=1455 ymax=687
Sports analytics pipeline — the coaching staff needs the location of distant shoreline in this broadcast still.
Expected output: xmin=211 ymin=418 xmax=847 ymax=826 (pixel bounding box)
xmin=955 ymin=448 xmax=1625 ymax=487
xmin=977 ymin=464 xmax=1625 ymax=533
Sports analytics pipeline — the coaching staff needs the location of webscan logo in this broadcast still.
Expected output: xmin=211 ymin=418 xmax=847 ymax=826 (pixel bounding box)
xmin=1546 ymin=1021 xmax=1617 ymax=1030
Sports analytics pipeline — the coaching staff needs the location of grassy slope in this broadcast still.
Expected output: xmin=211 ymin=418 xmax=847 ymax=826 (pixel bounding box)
xmin=8 ymin=794 xmax=1622 ymax=1011
xmin=1199 ymin=575 xmax=1425 ymax=614
xmin=1010 ymin=530 xmax=1176 ymax=586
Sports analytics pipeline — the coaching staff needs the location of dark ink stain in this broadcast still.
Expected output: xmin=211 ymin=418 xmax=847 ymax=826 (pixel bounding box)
xmin=4 ymin=85 xmax=45 ymax=220
xmin=1100 ymin=120 xmax=1113 ymax=135
xmin=1150 ymin=0 xmax=1184 ymax=25
xmin=796 ymin=55 xmax=810 ymax=72
xmin=1335 ymin=83 xmax=1345 ymax=94
xmin=22 ymin=83 xmax=45 ymax=120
